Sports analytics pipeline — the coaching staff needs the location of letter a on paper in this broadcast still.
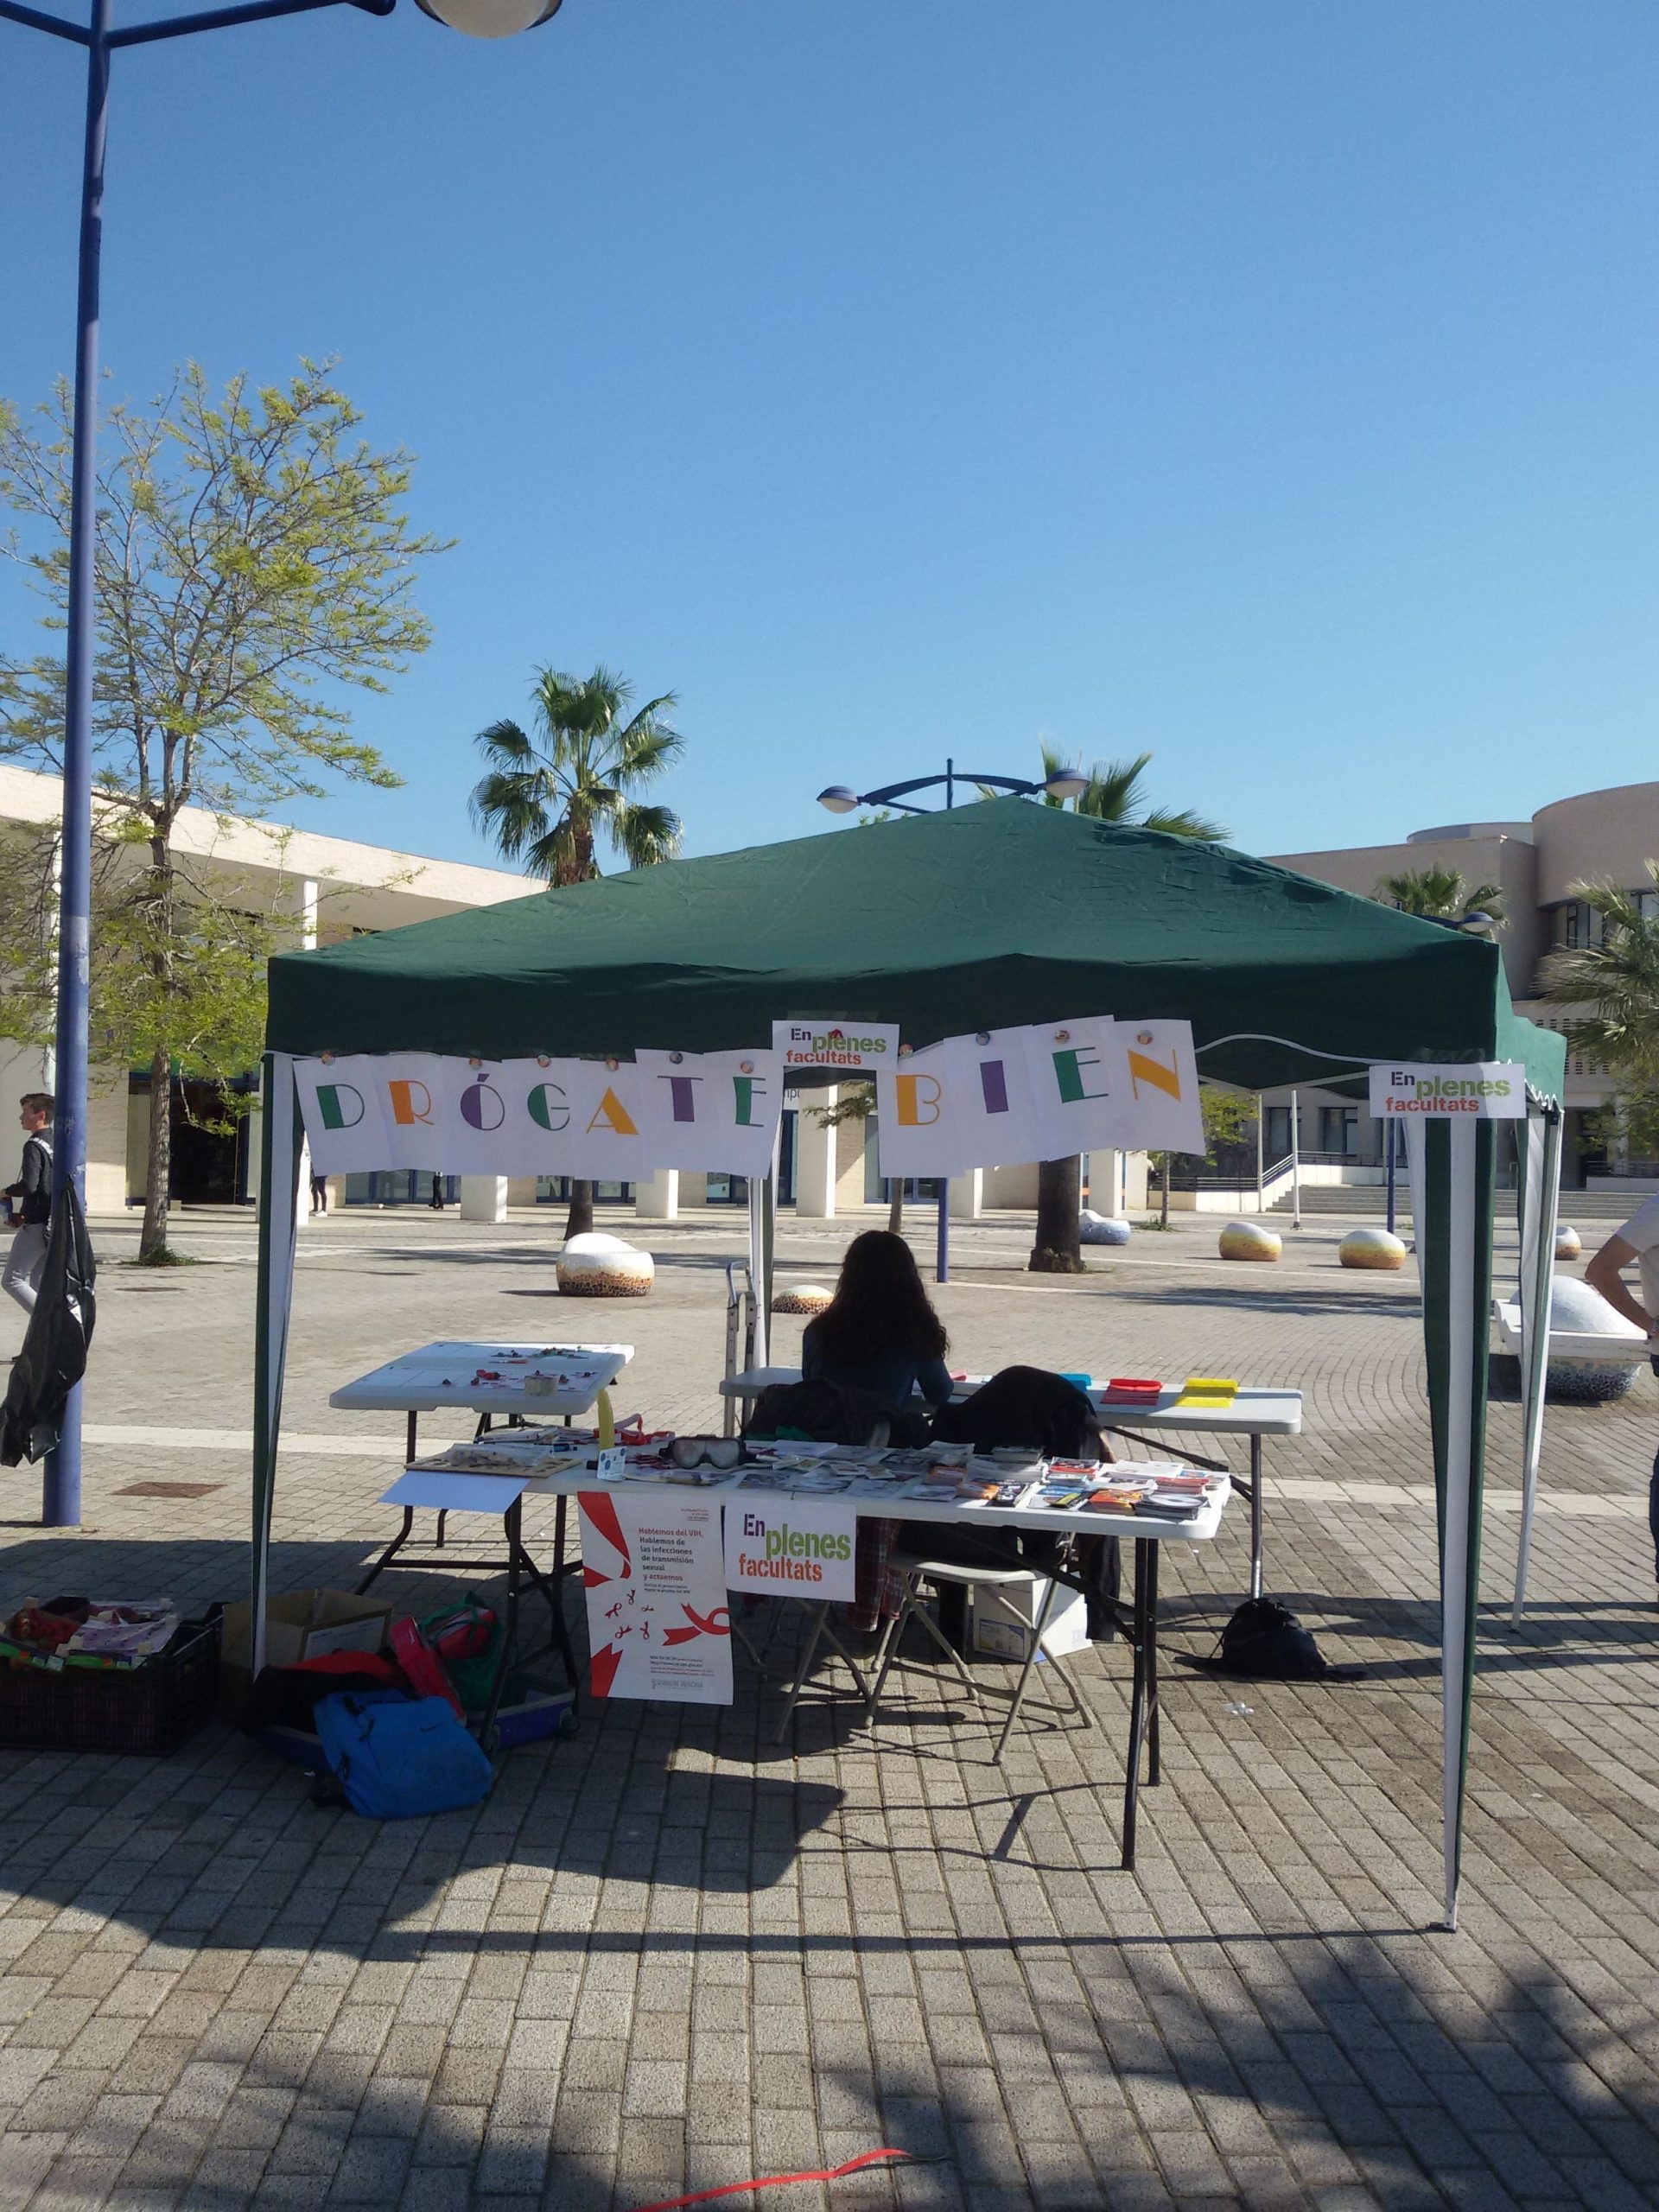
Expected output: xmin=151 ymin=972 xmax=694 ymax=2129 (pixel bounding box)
xmin=588 ymin=1087 xmax=639 ymax=1137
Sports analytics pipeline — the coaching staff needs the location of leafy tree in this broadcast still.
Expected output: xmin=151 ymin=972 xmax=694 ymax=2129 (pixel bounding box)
xmin=470 ymin=665 xmax=683 ymax=1236
xmin=1375 ymin=865 xmax=1506 ymax=926
xmin=1541 ymin=866 xmax=1659 ymax=1160
xmin=1024 ymin=747 xmax=1229 ymax=1273
xmin=1146 ymin=1087 xmax=1255 ymax=1228
xmin=0 ymin=360 xmax=440 ymax=1258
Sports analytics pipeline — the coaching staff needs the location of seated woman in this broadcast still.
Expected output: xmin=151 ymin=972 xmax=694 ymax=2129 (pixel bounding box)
xmin=800 ymin=1230 xmax=954 ymax=1435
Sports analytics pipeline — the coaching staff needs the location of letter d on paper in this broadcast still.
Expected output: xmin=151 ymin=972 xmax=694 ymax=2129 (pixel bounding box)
xmin=317 ymin=1084 xmax=365 ymax=1131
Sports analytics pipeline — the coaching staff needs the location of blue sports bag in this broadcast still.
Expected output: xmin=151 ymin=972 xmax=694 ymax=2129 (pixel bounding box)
xmin=313 ymin=1689 xmax=494 ymax=1818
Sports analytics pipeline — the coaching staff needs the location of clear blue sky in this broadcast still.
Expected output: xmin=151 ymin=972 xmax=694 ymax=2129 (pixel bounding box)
xmin=3 ymin=0 xmax=1655 ymax=874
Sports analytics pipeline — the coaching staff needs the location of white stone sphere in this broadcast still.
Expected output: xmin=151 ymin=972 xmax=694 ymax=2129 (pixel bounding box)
xmin=1339 ymin=1227 xmax=1408 ymax=1272
xmin=1078 ymin=1210 xmax=1132 ymax=1247
xmin=773 ymin=1282 xmax=834 ymax=1316
xmin=1219 ymin=1221 xmax=1281 ymax=1263
xmin=556 ymin=1232 xmax=654 ymax=1298
xmin=1542 ymin=1274 xmax=1646 ymax=1401
xmin=1554 ymin=1225 xmax=1582 ymax=1261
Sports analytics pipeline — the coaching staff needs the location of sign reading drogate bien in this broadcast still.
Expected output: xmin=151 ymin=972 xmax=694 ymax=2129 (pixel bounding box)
xmin=771 ymin=1020 xmax=899 ymax=1073
xmin=1367 ymin=1063 xmax=1527 ymax=1120
xmin=723 ymin=1498 xmax=857 ymax=1603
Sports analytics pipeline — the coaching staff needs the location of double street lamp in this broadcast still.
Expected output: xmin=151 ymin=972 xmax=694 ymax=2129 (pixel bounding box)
xmin=812 ymin=756 xmax=1090 ymax=1281
xmin=817 ymin=758 xmax=1087 ymax=817
xmin=1 ymin=0 xmax=559 ymax=1525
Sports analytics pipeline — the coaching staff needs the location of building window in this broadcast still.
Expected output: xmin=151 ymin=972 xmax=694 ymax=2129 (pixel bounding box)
xmin=1319 ymin=1107 xmax=1357 ymax=1157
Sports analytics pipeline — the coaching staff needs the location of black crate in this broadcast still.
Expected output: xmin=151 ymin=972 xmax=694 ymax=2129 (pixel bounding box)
xmin=0 ymin=1617 xmax=221 ymax=1756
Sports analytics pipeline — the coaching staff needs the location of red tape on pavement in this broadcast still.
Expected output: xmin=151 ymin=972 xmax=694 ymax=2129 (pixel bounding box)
xmin=628 ymin=2145 xmax=925 ymax=2209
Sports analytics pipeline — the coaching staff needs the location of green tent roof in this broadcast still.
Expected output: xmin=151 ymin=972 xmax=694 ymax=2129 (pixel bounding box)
xmin=266 ymin=799 xmax=1565 ymax=1098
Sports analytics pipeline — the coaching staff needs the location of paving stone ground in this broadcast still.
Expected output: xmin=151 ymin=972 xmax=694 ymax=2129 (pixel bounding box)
xmin=1 ymin=1198 xmax=1656 ymax=2211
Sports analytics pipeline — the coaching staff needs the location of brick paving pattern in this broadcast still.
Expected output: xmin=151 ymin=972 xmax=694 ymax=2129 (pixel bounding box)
xmin=0 ymin=1202 xmax=1656 ymax=2209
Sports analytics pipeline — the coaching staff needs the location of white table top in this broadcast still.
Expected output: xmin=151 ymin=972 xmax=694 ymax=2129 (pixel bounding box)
xmin=717 ymin=1367 xmax=1303 ymax=1438
xmin=333 ymin=1339 xmax=633 ymax=1417
xmin=387 ymin=1440 xmax=1230 ymax=1546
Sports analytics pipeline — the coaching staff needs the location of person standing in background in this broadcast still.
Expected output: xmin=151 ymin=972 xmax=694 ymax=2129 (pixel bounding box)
xmin=1585 ymin=1207 xmax=1659 ymax=1596
xmin=2 ymin=1093 xmax=54 ymax=1316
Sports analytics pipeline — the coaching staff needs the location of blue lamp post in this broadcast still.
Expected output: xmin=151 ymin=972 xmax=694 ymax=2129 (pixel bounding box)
xmin=816 ymin=759 xmax=1089 ymax=1283
xmin=1 ymin=0 xmax=559 ymax=1527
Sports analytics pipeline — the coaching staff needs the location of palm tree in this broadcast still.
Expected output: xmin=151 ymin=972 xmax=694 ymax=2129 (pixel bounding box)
xmin=1541 ymin=866 xmax=1659 ymax=1161
xmin=1022 ymin=749 xmax=1229 ymax=1272
xmin=471 ymin=665 xmax=684 ymax=1236
xmin=1375 ymin=865 xmax=1506 ymax=927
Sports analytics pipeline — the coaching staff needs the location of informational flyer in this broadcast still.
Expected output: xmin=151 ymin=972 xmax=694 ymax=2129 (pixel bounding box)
xmin=724 ymin=1497 xmax=858 ymax=1604
xmin=578 ymin=1491 xmax=733 ymax=1703
xmin=1368 ymin=1063 xmax=1527 ymax=1120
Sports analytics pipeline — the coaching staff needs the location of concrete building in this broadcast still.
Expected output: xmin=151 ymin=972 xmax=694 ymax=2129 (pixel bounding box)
xmin=1269 ymin=779 xmax=1659 ymax=1190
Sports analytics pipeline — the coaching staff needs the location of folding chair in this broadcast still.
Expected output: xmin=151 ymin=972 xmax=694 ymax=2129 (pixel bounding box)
xmin=864 ymin=1550 xmax=1094 ymax=1760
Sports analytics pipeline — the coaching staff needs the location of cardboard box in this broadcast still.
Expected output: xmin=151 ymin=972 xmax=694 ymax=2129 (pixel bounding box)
xmin=969 ymin=1578 xmax=1089 ymax=1663
xmin=218 ymin=1590 xmax=392 ymax=1714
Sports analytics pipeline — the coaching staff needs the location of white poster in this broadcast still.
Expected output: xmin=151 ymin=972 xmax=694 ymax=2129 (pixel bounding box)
xmin=724 ymin=1497 xmax=858 ymax=1604
xmin=1019 ymin=1015 xmax=1124 ymax=1161
xmin=772 ymin=1019 xmax=901 ymax=1074
xmin=872 ymin=1041 xmax=967 ymax=1181
xmin=1108 ymin=1020 xmax=1206 ymax=1154
xmin=1369 ymin=1063 xmax=1527 ymax=1121
xmin=633 ymin=1049 xmax=784 ymax=1175
xmin=579 ymin=1490 xmax=733 ymax=1704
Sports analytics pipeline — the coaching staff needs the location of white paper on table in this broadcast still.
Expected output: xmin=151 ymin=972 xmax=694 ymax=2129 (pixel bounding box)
xmin=378 ymin=1471 xmax=528 ymax=1513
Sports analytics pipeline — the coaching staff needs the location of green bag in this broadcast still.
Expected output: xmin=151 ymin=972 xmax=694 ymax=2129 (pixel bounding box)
xmin=417 ymin=1598 xmax=503 ymax=1712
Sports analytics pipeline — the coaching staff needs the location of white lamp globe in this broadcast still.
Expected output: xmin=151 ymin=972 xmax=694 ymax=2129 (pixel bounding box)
xmin=817 ymin=785 xmax=860 ymax=816
xmin=1042 ymin=768 xmax=1088 ymax=802
xmin=416 ymin=0 xmax=560 ymax=37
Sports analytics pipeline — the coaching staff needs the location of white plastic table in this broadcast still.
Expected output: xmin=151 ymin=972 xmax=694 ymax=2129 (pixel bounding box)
xmin=332 ymin=1340 xmax=633 ymax=1715
xmin=717 ymin=1368 xmax=1300 ymax=1599
xmin=332 ymin=1338 xmax=634 ymax=1459
xmin=417 ymin=1442 xmax=1230 ymax=1869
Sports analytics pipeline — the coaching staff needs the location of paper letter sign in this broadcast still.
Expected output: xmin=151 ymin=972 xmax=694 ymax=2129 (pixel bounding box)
xmin=1110 ymin=1020 xmax=1205 ymax=1154
xmin=724 ymin=1498 xmax=857 ymax=1604
xmin=874 ymin=1042 xmax=966 ymax=1180
xmin=580 ymin=1490 xmax=733 ymax=1705
xmin=1368 ymin=1063 xmax=1526 ymax=1120
xmin=633 ymin=1050 xmax=784 ymax=1175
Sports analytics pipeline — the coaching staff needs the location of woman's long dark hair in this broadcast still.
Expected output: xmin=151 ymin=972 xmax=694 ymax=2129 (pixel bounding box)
xmin=811 ymin=1230 xmax=948 ymax=1366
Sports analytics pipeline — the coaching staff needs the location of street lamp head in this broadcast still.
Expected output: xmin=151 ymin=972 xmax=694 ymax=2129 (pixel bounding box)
xmin=1041 ymin=767 xmax=1089 ymax=803
xmin=817 ymin=785 xmax=860 ymax=816
xmin=415 ymin=0 xmax=560 ymax=36
xmin=1459 ymin=912 xmax=1499 ymax=939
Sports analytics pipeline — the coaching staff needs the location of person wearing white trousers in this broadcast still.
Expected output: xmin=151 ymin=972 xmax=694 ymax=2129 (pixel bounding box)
xmin=3 ymin=1094 xmax=54 ymax=1319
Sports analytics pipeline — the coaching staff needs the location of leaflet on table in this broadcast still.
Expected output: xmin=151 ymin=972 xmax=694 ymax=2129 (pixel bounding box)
xmin=874 ymin=1017 xmax=1203 ymax=1179
xmin=295 ymin=1048 xmax=784 ymax=1178
xmin=579 ymin=1490 xmax=733 ymax=1704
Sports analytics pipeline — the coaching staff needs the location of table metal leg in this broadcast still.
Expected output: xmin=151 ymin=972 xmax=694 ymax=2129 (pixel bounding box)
xmin=1249 ymin=1434 xmax=1264 ymax=1599
xmin=355 ymin=1507 xmax=415 ymax=1596
xmin=477 ymin=1497 xmax=525 ymax=1745
xmin=406 ymin=1411 xmax=418 ymax=1465
xmin=1146 ymin=1537 xmax=1161 ymax=1788
xmin=1121 ymin=1538 xmax=1150 ymax=1869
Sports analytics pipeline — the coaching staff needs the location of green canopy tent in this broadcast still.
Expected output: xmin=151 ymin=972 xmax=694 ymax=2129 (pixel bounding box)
xmin=257 ymin=798 xmax=1565 ymax=1926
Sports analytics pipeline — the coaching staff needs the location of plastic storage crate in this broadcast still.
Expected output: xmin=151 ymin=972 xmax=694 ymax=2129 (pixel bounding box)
xmin=0 ymin=1617 xmax=220 ymax=1756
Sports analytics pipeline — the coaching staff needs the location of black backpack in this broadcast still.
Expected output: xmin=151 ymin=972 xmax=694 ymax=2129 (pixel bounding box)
xmin=1189 ymin=1598 xmax=1364 ymax=1682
